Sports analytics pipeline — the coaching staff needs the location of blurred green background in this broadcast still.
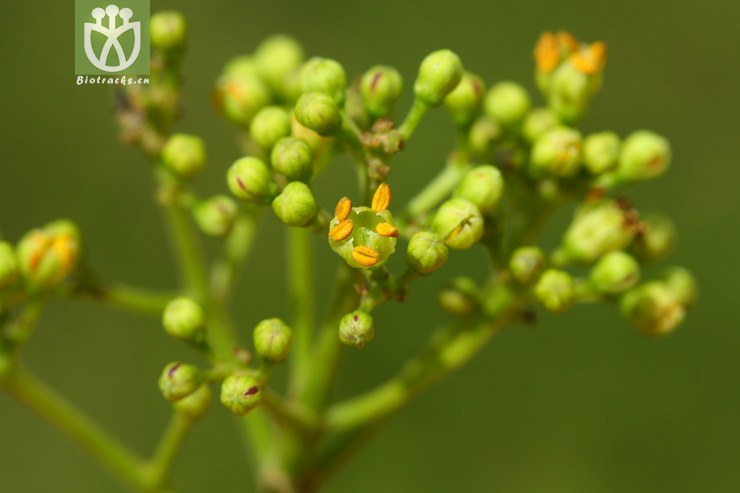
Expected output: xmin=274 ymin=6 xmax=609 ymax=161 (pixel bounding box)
xmin=1 ymin=0 xmax=739 ymax=492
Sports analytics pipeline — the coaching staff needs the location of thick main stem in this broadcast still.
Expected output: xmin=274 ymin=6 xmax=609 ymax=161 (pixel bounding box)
xmin=288 ymin=227 xmax=315 ymax=395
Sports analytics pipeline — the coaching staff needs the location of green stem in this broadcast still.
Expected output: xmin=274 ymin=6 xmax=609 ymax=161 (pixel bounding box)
xmin=1 ymin=365 xmax=149 ymax=492
xmin=262 ymin=389 xmax=319 ymax=433
xmin=163 ymin=202 xmax=209 ymax=303
xmin=144 ymin=413 xmax=195 ymax=489
xmin=211 ymin=209 xmax=260 ymax=303
xmin=403 ymin=157 xmax=471 ymax=218
xmin=397 ymin=99 xmax=429 ymax=141
xmin=287 ymin=227 xmax=315 ymax=396
xmin=97 ymin=284 xmax=173 ymax=316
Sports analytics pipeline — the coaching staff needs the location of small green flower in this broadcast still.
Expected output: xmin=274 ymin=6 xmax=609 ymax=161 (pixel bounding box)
xmin=227 ymin=157 xmax=278 ymax=205
xmin=16 ymin=220 xmax=81 ymax=293
xmin=249 ymin=106 xmax=292 ymax=150
xmin=617 ymin=130 xmax=671 ymax=182
xmin=662 ymin=266 xmax=697 ymax=308
xmin=161 ymin=134 xmax=206 ymax=179
xmin=620 ymin=281 xmax=685 ymax=336
xmin=193 ymin=195 xmax=239 ymax=237
xmin=174 ymin=384 xmax=212 ymax=420
xmin=272 ymin=182 xmax=318 ymax=227
xmin=509 ymin=246 xmax=545 ymax=284
xmin=406 ymin=231 xmax=448 ymax=274
xmin=468 ymin=117 xmax=502 ymax=156
xmin=294 ymin=92 xmax=342 ymax=136
xmin=414 ymin=49 xmax=464 ymax=107
xmin=223 ymin=55 xmax=260 ymax=78
xmin=432 ymin=198 xmax=484 ymax=250
xmin=162 ymin=297 xmax=205 ymax=342
xmin=253 ymin=318 xmax=293 ymax=363
xmin=453 ymin=165 xmax=504 ymax=214
xmin=158 ymin=362 xmax=202 ymax=403
xmin=220 ymin=374 xmax=262 ymax=416
xmin=533 ymin=268 xmax=576 ymax=313
xmin=0 ymin=241 xmax=19 ymax=289
xmin=214 ymin=72 xmax=272 ymax=127
xmin=360 ymin=65 xmax=404 ymax=118
xmin=254 ymin=34 xmax=304 ymax=98
xmin=631 ymin=213 xmax=675 ymax=262
xmin=589 ymin=250 xmax=640 ymax=295
xmin=270 ymin=137 xmax=313 ymax=181
xmin=444 ymin=71 xmax=485 ymax=127
xmin=150 ymin=11 xmax=187 ymax=52
xmin=484 ymin=81 xmax=531 ymax=127
xmin=583 ymin=131 xmax=620 ymax=175
xmin=530 ymin=126 xmax=583 ymax=178
xmin=299 ymin=57 xmax=347 ymax=104
xmin=522 ymin=107 xmax=559 ymax=143
xmin=339 ymin=311 xmax=375 ymax=348
xmin=438 ymin=277 xmax=479 ymax=316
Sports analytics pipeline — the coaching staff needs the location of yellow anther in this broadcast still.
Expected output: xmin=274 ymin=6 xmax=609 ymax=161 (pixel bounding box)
xmin=375 ymin=222 xmax=399 ymax=238
xmin=570 ymin=41 xmax=607 ymax=75
xmin=329 ymin=219 xmax=354 ymax=242
xmin=52 ymin=235 xmax=77 ymax=269
xmin=28 ymin=231 xmax=52 ymax=271
xmin=447 ymin=225 xmax=463 ymax=241
xmin=534 ymin=32 xmax=559 ymax=73
xmin=556 ymin=31 xmax=579 ymax=53
xmin=371 ymin=183 xmax=391 ymax=212
xmin=352 ymin=246 xmax=380 ymax=267
xmin=335 ymin=197 xmax=352 ymax=221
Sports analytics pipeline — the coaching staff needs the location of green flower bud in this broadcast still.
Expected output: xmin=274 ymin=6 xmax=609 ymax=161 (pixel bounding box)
xmin=617 ymin=130 xmax=671 ymax=181
xmin=444 ymin=71 xmax=485 ymax=127
xmin=360 ymin=65 xmax=404 ymax=117
xmin=193 ymin=195 xmax=238 ymax=237
xmin=227 ymin=157 xmax=278 ymax=205
xmin=272 ymin=182 xmax=318 ymax=227
xmin=253 ymin=318 xmax=293 ymax=363
xmin=254 ymin=35 xmax=304 ymax=98
xmin=339 ymin=311 xmax=374 ymax=348
xmin=16 ymin=220 xmax=81 ymax=293
xmin=509 ymin=246 xmax=545 ymax=284
xmin=557 ymin=200 xmax=638 ymax=264
xmin=454 ymin=165 xmax=504 ymax=214
xmin=0 ymin=241 xmax=19 ymax=289
xmin=406 ymin=232 xmax=449 ymax=274
xmin=158 ymin=362 xmax=202 ymax=402
xmin=414 ymin=49 xmax=464 ymax=107
xmin=620 ymin=281 xmax=685 ymax=336
xmin=161 ymin=134 xmax=206 ymax=179
xmin=438 ymin=277 xmax=479 ymax=315
xmin=220 ymin=374 xmax=262 ymax=416
xmin=223 ymin=55 xmax=260 ymax=78
xmin=468 ymin=116 xmax=502 ymax=156
xmin=530 ymin=126 xmax=583 ymax=178
xmin=270 ymin=137 xmax=313 ymax=181
xmin=150 ymin=11 xmax=187 ymax=52
xmin=432 ymin=198 xmax=484 ymax=250
xmin=214 ymin=72 xmax=272 ymax=127
xmin=294 ymin=92 xmax=342 ymax=136
xmin=533 ymin=268 xmax=576 ymax=313
xmin=173 ymin=383 xmax=212 ymax=420
xmin=484 ymin=81 xmax=531 ymax=127
xmin=249 ymin=106 xmax=292 ymax=150
xmin=589 ymin=250 xmax=640 ymax=295
xmin=631 ymin=213 xmax=675 ymax=262
xmin=547 ymin=63 xmax=598 ymax=123
xmin=162 ymin=297 xmax=205 ymax=342
xmin=662 ymin=266 xmax=697 ymax=308
xmin=522 ymin=107 xmax=559 ymax=143
xmin=583 ymin=131 xmax=620 ymax=174
xmin=299 ymin=57 xmax=347 ymax=104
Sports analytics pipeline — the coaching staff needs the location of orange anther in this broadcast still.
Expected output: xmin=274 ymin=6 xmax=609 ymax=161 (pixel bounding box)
xmin=556 ymin=31 xmax=579 ymax=53
xmin=329 ymin=219 xmax=354 ymax=242
xmin=534 ymin=32 xmax=559 ymax=73
xmin=335 ymin=197 xmax=352 ymax=221
xmin=570 ymin=41 xmax=607 ymax=75
xmin=371 ymin=183 xmax=391 ymax=212
xmin=352 ymin=246 xmax=380 ymax=267
xmin=375 ymin=222 xmax=399 ymax=238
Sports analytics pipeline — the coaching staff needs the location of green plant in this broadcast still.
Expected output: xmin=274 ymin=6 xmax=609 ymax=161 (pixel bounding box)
xmin=0 ymin=14 xmax=696 ymax=493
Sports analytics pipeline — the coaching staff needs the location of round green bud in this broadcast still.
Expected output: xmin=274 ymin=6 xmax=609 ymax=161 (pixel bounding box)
xmin=193 ymin=195 xmax=238 ymax=237
xmin=162 ymin=297 xmax=205 ymax=342
xmin=161 ymin=134 xmax=206 ymax=179
xmin=662 ymin=266 xmax=697 ymax=308
xmin=406 ymin=231 xmax=449 ymax=274
xmin=271 ymin=137 xmax=313 ymax=181
xmin=620 ymin=281 xmax=685 ymax=336
xmin=150 ymin=11 xmax=187 ymax=52
xmin=173 ymin=383 xmax=212 ymax=420
xmin=294 ymin=92 xmax=342 ymax=136
xmin=339 ymin=311 xmax=375 ymax=348
xmin=272 ymin=181 xmax=318 ymax=227
xmin=249 ymin=106 xmax=292 ymax=150
xmin=522 ymin=107 xmax=559 ymax=143
xmin=484 ymin=81 xmax=531 ymax=127
xmin=214 ymin=72 xmax=272 ymax=127
xmin=509 ymin=246 xmax=545 ymax=284
xmin=414 ymin=49 xmax=464 ymax=107
xmin=617 ymin=130 xmax=671 ymax=181
xmin=444 ymin=71 xmax=485 ymax=127
xmin=583 ymin=131 xmax=620 ymax=174
xmin=158 ymin=362 xmax=202 ymax=403
xmin=299 ymin=57 xmax=347 ymax=104
xmin=227 ymin=157 xmax=278 ymax=205
xmin=0 ymin=241 xmax=19 ymax=289
xmin=533 ymin=268 xmax=576 ymax=313
xmin=454 ymin=165 xmax=504 ymax=214
xmin=559 ymin=200 xmax=637 ymax=264
xmin=16 ymin=220 xmax=81 ymax=293
xmin=468 ymin=116 xmax=502 ymax=156
xmin=438 ymin=277 xmax=479 ymax=316
xmin=253 ymin=318 xmax=293 ymax=363
xmin=360 ymin=65 xmax=404 ymax=117
xmin=531 ymin=126 xmax=583 ymax=178
xmin=631 ymin=213 xmax=675 ymax=262
xmin=255 ymin=35 xmax=304 ymax=97
xmin=589 ymin=250 xmax=640 ymax=295
xmin=220 ymin=374 xmax=262 ymax=416
xmin=432 ymin=198 xmax=484 ymax=250
xmin=223 ymin=55 xmax=260 ymax=78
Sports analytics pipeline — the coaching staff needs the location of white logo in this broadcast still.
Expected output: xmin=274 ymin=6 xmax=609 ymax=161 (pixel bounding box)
xmin=84 ymin=4 xmax=141 ymax=72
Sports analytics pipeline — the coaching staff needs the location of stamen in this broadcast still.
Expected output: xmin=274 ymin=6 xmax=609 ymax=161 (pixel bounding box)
xmin=329 ymin=219 xmax=354 ymax=242
xmin=375 ymin=222 xmax=399 ymax=238
xmin=534 ymin=32 xmax=559 ymax=73
xmin=371 ymin=183 xmax=391 ymax=212
xmin=352 ymin=246 xmax=381 ymax=267
xmin=335 ymin=197 xmax=352 ymax=221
